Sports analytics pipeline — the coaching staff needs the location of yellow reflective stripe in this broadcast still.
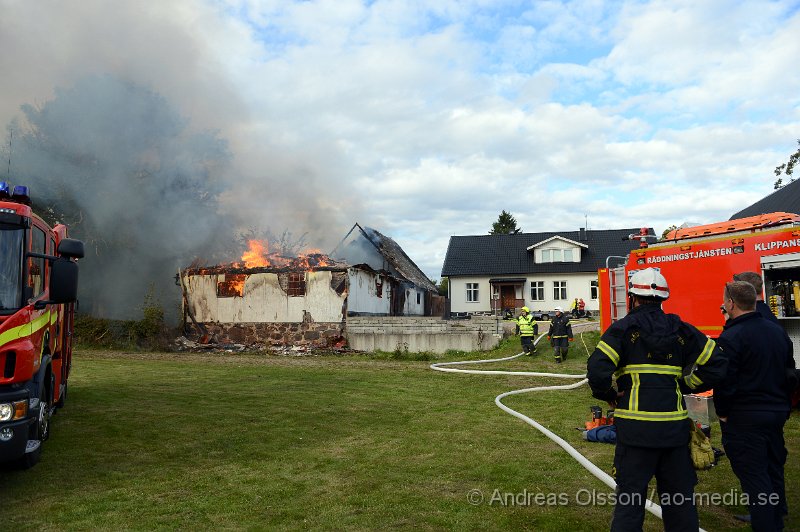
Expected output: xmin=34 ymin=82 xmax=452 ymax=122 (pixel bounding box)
xmin=683 ymin=373 xmax=703 ymax=390
xmin=617 ymin=364 xmax=682 ymax=376
xmin=676 ymin=382 xmax=682 ymax=411
xmin=597 ymin=341 xmax=620 ymax=365
xmin=551 ymin=335 xmax=568 ymax=338
xmin=631 ymin=374 xmax=640 ymax=410
xmin=50 ymin=310 xmax=58 ymax=325
xmin=696 ymin=338 xmax=716 ymax=366
xmin=0 ymin=323 xmax=29 ymax=348
xmin=30 ymin=312 xmax=50 ymax=334
xmin=615 ymin=409 xmax=689 ymax=421
xmin=0 ymin=311 xmax=51 ymax=349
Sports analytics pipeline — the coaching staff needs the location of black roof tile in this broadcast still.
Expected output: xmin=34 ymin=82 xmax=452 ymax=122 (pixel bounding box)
xmin=441 ymin=228 xmax=653 ymax=277
xmin=730 ymin=179 xmax=800 ymax=219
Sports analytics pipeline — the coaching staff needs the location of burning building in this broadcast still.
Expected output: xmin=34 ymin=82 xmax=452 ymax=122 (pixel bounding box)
xmin=179 ymin=223 xmax=440 ymax=348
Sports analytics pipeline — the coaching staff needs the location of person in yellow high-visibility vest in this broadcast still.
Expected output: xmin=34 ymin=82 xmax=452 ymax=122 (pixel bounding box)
xmin=515 ymin=306 xmax=538 ymax=355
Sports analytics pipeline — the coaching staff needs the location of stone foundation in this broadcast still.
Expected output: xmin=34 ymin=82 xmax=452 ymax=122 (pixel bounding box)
xmin=202 ymin=322 xmax=345 ymax=348
xmin=345 ymin=316 xmax=504 ymax=353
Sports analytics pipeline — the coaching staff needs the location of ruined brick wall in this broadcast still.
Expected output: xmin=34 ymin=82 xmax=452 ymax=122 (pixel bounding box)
xmin=202 ymin=321 xmax=345 ymax=348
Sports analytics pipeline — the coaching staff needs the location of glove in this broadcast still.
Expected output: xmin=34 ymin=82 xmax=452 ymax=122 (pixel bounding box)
xmin=689 ymin=423 xmax=715 ymax=470
xmin=569 ymin=338 xmax=574 ymax=342
xmin=594 ymin=387 xmax=618 ymax=406
xmin=547 ymin=336 xmax=551 ymax=341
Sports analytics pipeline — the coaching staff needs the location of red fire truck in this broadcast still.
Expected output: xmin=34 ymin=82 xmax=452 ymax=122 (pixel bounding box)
xmin=0 ymin=182 xmax=83 ymax=468
xmin=598 ymin=211 xmax=800 ymax=368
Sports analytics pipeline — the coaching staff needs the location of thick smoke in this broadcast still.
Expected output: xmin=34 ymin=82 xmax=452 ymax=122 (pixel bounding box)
xmin=6 ymin=75 xmax=238 ymax=320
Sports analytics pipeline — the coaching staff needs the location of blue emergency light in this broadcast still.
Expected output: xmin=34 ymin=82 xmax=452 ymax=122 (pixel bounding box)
xmin=11 ymin=185 xmax=30 ymax=205
xmin=0 ymin=181 xmax=9 ymax=200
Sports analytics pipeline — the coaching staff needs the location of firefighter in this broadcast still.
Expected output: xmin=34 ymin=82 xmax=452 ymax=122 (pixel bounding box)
xmin=515 ymin=306 xmax=538 ymax=355
xmin=715 ymin=280 xmax=795 ymax=530
xmin=548 ymin=307 xmax=573 ymax=363
xmin=732 ymin=271 xmax=780 ymax=324
xmin=586 ymin=268 xmax=727 ymax=531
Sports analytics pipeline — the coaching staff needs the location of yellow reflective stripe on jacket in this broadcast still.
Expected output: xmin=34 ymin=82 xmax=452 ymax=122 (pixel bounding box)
xmin=615 ymin=364 xmax=682 ymax=377
xmin=684 ymin=373 xmax=703 ymax=389
xmin=630 ymin=374 xmax=640 ymax=410
xmin=597 ymin=341 xmax=620 ymax=365
xmin=695 ymin=338 xmax=716 ymax=366
xmin=615 ymin=408 xmax=689 ymax=421
xmin=0 ymin=310 xmax=51 ymax=349
xmin=551 ymin=335 xmax=568 ymax=338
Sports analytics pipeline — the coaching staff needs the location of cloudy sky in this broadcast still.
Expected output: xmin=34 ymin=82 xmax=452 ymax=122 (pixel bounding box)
xmin=1 ymin=0 xmax=799 ymax=281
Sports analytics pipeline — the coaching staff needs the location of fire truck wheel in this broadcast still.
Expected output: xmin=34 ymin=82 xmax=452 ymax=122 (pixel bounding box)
xmin=17 ymin=386 xmax=50 ymax=469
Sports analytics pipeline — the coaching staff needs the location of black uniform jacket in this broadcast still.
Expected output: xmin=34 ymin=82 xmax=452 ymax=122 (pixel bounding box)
xmin=587 ymin=303 xmax=727 ymax=448
xmin=548 ymin=314 xmax=573 ymax=339
xmin=715 ymin=311 xmax=795 ymax=419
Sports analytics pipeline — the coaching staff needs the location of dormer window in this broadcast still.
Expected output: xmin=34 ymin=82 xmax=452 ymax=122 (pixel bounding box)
xmin=527 ymin=236 xmax=586 ymax=264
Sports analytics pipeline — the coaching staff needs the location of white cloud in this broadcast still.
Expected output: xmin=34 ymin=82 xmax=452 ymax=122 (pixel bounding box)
xmin=0 ymin=0 xmax=797 ymax=281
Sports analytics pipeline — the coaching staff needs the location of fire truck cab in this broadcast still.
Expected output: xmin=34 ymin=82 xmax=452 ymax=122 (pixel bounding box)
xmin=598 ymin=212 xmax=800 ymax=367
xmin=0 ymin=182 xmax=83 ymax=469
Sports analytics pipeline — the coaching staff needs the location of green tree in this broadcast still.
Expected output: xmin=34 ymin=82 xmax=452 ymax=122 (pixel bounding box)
xmin=774 ymin=139 xmax=800 ymax=189
xmin=490 ymin=210 xmax=521 ymax=235
xmin=661 ymin=224 xmax=678 ymax=240
xmin=436 ymin=277 xmax=448 ymax=296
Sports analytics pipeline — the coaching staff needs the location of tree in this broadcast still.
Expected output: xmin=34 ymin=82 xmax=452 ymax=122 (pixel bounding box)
xmin=490 ymin=210 xmax=521 ymax=235
xmin=436 ymin=277 xmax=449 ymax=297
xmin=5 ymin=75 xmax=234 ymax=320
xmin=774 ymin=139 xmax=800 ymax=190
xmin=661 ymin=225 xmax=678 ymax=240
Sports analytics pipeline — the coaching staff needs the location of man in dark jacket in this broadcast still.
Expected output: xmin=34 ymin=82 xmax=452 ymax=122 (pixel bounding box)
xmin=548 ymin=307 xmax=573 ymax=363
xmin=587 ymin=268 xmax=727 ymax=531
xmin=733 ymin=271 xmax=780 ymax=324
xmin=716 ymin=281 xmax=795 ymax=531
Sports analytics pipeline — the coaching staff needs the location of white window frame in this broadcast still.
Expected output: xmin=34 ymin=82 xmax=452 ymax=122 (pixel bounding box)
xmin=553 ymin=281 xmax=567 ymax=301
xmin=530 ymin=281 xmax=545 ymax=301
xmin=466 ymin=283 xmax=479 ymax=303
xmin=591 ymin=280 xmax=598 ymax=300
xmin=563 ymin=248 xmax=573 ymax=262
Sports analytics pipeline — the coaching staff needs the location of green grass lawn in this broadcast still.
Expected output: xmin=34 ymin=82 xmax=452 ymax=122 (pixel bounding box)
xmin=1 ymin=334 xmax=797 ymax=530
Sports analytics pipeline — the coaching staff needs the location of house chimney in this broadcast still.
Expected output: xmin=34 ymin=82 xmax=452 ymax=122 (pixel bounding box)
xmin=579 ymin=227 xmax=586 ymax=241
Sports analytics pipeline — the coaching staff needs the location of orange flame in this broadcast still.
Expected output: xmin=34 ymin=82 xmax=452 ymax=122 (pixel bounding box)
xmin=238 ymin=240 xmax=333 ymax=271
xmin=242 ymin=240 xmax=271 ymax=268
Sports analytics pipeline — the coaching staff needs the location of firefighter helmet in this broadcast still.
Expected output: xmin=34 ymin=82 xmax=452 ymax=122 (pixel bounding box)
xmin=521 ymin=306 xmax=530 ymax=313
xmin=628 ymin=268 xmax=670 ymax=300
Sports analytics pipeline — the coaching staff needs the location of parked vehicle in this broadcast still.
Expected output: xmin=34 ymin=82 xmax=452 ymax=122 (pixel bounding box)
xmin=0 ymin=182 xmax=83 ymax=469
xmin=597 ymin=211 xmax=800 ymax=369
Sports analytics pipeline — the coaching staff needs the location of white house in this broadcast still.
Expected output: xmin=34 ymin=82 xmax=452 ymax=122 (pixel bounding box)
xmin=441 ymin=227 xmax=653 ymax=316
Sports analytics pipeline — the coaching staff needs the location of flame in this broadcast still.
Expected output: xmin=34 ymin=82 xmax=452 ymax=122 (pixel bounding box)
xmin=217 ymin=274 xmax=246 ymax=297
xmin=237 ymin=240 xmax=333 ymax=271
xmin=242 ymin=240 xmax=271 ymax=268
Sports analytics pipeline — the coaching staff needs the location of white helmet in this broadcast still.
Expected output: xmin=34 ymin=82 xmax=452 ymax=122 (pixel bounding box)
xmin=628 ymin=268 xmax=669 ymax=300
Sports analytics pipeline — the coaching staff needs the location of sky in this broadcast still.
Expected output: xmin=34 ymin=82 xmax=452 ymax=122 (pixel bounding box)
xmin=1 ymin=0 xmax=799 ymax=283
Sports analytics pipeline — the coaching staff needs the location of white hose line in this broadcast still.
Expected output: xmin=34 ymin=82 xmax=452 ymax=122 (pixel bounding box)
xmin=430 ymin=331 xmax=671 ymax=524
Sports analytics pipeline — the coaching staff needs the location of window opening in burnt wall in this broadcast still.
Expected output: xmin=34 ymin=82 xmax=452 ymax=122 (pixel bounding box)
xmin=217 ymin=274 xmax=246 ymax=297
xmin=287 ymin=272 xmax=306 ymax=297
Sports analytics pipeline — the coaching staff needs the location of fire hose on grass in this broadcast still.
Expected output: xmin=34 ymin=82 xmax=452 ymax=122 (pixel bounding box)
xmin=430 ymin=330 xmax=681 ymax=526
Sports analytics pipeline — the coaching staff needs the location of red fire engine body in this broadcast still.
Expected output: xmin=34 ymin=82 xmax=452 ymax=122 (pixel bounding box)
xmin=0 ymin=183 xmax=83 ymax=468
xmin=598 ymin=211 xmax=800 ymax=368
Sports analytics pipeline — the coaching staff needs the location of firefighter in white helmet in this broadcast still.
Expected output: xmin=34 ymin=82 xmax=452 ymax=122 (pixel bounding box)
xmin=586 ymin=267 xmax=727 ymax=531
